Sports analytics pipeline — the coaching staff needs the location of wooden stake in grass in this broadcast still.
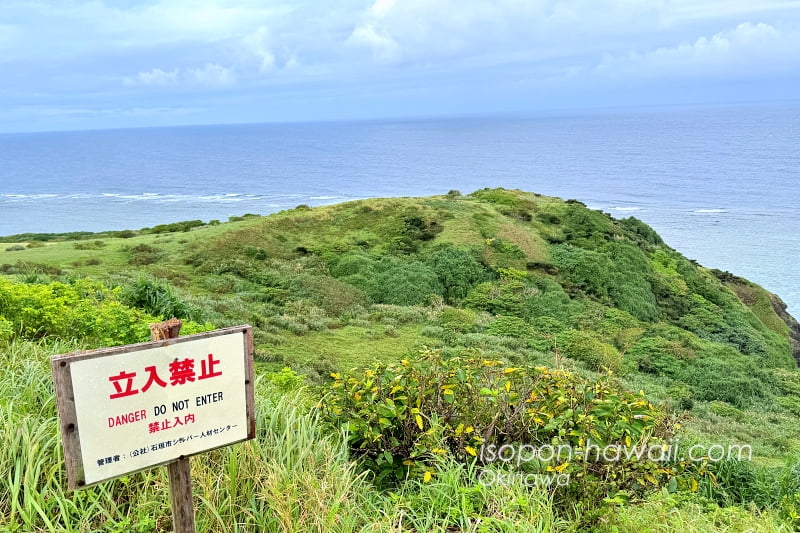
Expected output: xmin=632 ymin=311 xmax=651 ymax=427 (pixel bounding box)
xmin=149 ymin=318 xmax=196 ymax=533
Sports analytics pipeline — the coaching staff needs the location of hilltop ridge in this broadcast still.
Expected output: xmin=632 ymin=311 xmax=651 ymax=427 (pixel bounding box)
xmin=3 ymin=188 xmax=797 ymax=375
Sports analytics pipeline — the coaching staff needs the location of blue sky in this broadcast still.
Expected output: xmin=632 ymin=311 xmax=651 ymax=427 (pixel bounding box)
xmin=2 ymin=0 xmax=799 ymax=132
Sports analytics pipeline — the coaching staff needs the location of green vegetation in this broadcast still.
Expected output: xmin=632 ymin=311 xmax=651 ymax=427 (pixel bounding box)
xmin=1 ymin=188 xmax=799 ymax=532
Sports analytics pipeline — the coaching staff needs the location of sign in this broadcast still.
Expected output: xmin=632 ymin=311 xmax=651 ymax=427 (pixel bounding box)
xmin=51 ymin=326 xmax=255 ymax=489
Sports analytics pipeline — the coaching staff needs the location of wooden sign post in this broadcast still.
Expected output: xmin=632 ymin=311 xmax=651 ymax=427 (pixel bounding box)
xmin=51 ymin=321 xmax=255 ymax=533
xmin=150 ymin=319 xmax=195 ymax=533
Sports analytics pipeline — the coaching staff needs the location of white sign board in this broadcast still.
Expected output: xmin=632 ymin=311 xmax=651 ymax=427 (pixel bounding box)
xmin=52 ymin=326 xmax=255 ymax=489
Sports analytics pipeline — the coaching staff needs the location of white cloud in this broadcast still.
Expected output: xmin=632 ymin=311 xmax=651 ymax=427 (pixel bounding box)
xmin=124 ymin=63 xmax=236 ymax=88
xmin=343 ymin=0 xmax=674 ymax=68
xmin=595 ymin=22 xmax=800 ymax=79
xmin=0 ymin=0 xmax=298 ymax=64
xmin=6 ymin=1 xmax=800 ymax=79
xmin=3 ymin=0 xmax=800 ymax=131
xmin=370 ymin=0 xmax=396 ymax=18
xmin=239 ymin=26 xmax=277 ymax=73
xmin=124 ymin=68 xmax=179 ymax=86
xmin=341 ymin=0 xmax=800 ymax=74
xmin=188 ymin=63 xmax=237 ymax=86
xmin=346 ymin=23 xmax=401 ymax=64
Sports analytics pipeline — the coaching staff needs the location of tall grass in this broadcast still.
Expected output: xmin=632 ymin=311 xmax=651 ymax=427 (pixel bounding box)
xmin=1 ymin=339 xmax=795 ymax=532
xmin=0 ymin=340 xmax=382 ymax=532
xmin=190 ymin=390 xmax=384 ymax=532
xmin=597 ymin=490 xmax=792 ymax=532
xmin=0 ymin=339 xmax=567 ymax=532
xmin=380 ymin=459 xmax=568 ymax=533
xmin=0 ymin=341 xmax=171 ymax=532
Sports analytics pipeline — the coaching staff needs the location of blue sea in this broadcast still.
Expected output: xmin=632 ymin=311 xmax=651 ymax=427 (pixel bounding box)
xmin=1 ymin=105 xmax=798 ymax=313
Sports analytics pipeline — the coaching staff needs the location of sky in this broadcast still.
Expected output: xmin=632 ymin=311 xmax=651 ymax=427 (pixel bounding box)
xmin=1 ymin=0 xmax=799 ymax=132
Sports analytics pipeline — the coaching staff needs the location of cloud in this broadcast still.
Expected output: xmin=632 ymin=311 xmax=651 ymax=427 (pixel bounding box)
xmin=342 ymin=0 xmax=800 ymax=75
xmin=240 ymin=26 xmax=277 ymax=73
xmin=346 ymin=23 xmax=400 ymax=64
xmin=188 ymin=63 xmax=237 ymax=86
xmin=342 ymin=0 xmax=682 ymax=69
xmin=594 ymin=22 xmax=800 ymax=79
xmin=0 ymin=0 xmax=300 ymax=68
xmin=124 ymin=63 xmax=236 ymax=88
xmin=124 ymin=68 xmax=179 ymax=86
xmin=3 ymin=0 xmax=800 ymax=131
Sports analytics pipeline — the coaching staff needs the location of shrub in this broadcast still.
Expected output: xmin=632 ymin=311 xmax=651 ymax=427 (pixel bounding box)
xmin=285 ymin=321 xmax=309 ymax=336
xmin=368 ymin=304 xmax=426 ymax=325
xmin=559 ymin=203 xmax=615 ymax=248
xmin=0 ymin=318 xmax=13 ymax=344
xmin=321 ymin=349 xmax=681 ymax=498
xmin=602 ymin=241 xmax=659 ymax=321
xmin=127 ymin=244 xmax=164 ymax=266
xmin=242 ymin=246 xmax=268 ymax=260
xmin=0 ymin=277 xmax=208 ymax=346
xmin=487 ymin=237 xmax=525 ymax=259
xmin=501 ymin=207 xmax=533 ymax=222
xmin=426 ymin=248 xmax=489 ymax=303
xmin=291 ymin=274 xmax=368 ymax=315
xmin=400 ymin=215 xmax=443 ymax=243
xmin=0 ymin=261 xmax=62 ymax=276
xmin=267 ymin=367 xmax=306 ymax=392
xmin=773 ymin=368 xmax=800 ymax=396
xmin=551 ymin=242 xmax=658 ymax=322
xmin=73 ymin=240 xmax=106 ymax=250
xmin=557 ymin=330 xmax=623 ymax=373
xmin=536 ymin=212 xmax=561 ymax=225
xmin=666 ymin=384 xmax=694 ymax=411
xmin=360 ymin=261 xmax=443 ymax=306
xmin=485 ymin=315 xmax=531 ymax=338
xmin=677 ymin=347 xmax=774 ymax=407
xmin=707 ymin=401 xmax=746 ymax=421
xmin=523 ymin=278 xmax=583 ymax=323
xmin=438 ymin=308 xmax=476 ymax=334
xmin=120 ymin=276 xmax=200 ymax=321
xmin=550 ymin=244 xmax=614 ymax=299
xmin=148 ymin=219 xmax=204 ymax=234
xmin=628 ymin=337 xmax=686 ymax=377
xmin=776 ymin=396 xmax=800 ymax=417
xmin=420 ymin=325 xmax=445 ymax=338
xmin=5 ymin=245 xmax=25 ymax=252
xmin=329 ymin=252 xmax=376 ymax=278
xmin=470 ymin=188 xmax=532 ymax=208
xmin=463 ymin=271 xmax=547 ymax=318
xmin=620 ymin=216 xmax=664 ymax=246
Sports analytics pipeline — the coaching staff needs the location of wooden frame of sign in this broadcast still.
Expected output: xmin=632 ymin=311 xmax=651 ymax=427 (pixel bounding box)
xmin=51 ymin=325 xmax=255 ymax=490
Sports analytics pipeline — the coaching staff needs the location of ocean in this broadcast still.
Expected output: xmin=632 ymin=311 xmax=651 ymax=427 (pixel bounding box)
xmin=1 ymin=105 xmax=798 ymax=313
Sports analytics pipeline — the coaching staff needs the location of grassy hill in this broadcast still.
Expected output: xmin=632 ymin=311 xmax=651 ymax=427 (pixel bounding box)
xmin=2 ymin=188 xmax=799 ymax=532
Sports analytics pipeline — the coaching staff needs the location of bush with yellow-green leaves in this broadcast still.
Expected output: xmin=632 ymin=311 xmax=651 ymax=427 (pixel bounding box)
xmin=0 ymin=277 xmax=211 ymax=347
xmin=320 ymin=348 xmax=708 ymax=508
